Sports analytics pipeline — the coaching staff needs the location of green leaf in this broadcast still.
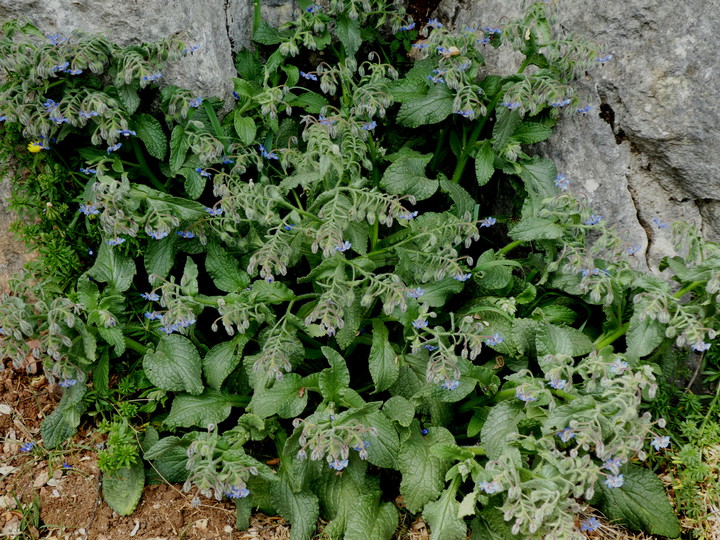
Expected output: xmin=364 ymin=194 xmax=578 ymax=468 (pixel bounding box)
xmin=206 ymin=241 xmax=251 ymax=292
xmin=253 ymin=19 xmax=285 ymax=45
xmin=143 ymin=334 xmax=203 ymax=395
xmin=335 ymin=14 xmax=362 ymax=57
xmin=270 ymin=476 xmax=319 ymax=540
xmin=364 ymin=411 xmax=399 ymax=469
xmin=319 ymin=347 xmax=350 ymax=402
xmin=518 ymin=156 xmax=557 ymax=201
xmin=88 ymin=243 xmax=136 ymax=293
xmin=383 ymin=396 xmax=415 ymax=427
xmin=397 ymin=83 xmax=454 ymax=128
xmin=144 ymin=437 xmax=189 ymax=483
xmin=418 ymin=277 xmax=464 ymax=307
xmin=165 ymin=389 xmax=237 ymax=429
xmin=97 ymin=326 xmax=125 ymax=355
xmin=423 ymin=485 xmax=467 ymax=540
xmin=178 ymin=167 xmax=205 ymax=199
xmin=511 ymin=121 xmax=553 ymax=144
xmin=369 ymin=321 xmax=399 ymax=392
xmin=380 ymin=152 xmax=438 ymax=201
xmin=508 ymin=217 xmax=565 ymax=241
xmin=249 ymin=373 xmax=309 ymax=419
xmin=474 ymin=140 xmax=495 ymax=187
xmin=626 ymin=310 xmax=665 ymax=358
xmin=597 ymin=464 xmax=680 ymax=538
xmin=180 ymin=256 xmax=199 ymax=296
xmin=144 ymin=234 xmax=177 ymax=280
xmin=40 ymin=399 xmax=83 ymax=448
xmin=235 ymin=51 xmax=262 ymax=80
xmin=234 ymin=113 xmax=257 ymax=145
xmin=286 ymin=91 xmax=329 ymax=114
xmin=118 ymin=84 xmax=140 ymax=114
xmin=203 ymin=338 xmax=247 ymax=390
xmin=345 ymin=496 xmax=398 ymax=540
xmin=536 ymin=323 xmax=594 ymax=357
xmin=102 ymin=461 xmax=144 ymax=516
xmin=169 ymin=125 xmax=189 ymax=174
xmin=135 ymin=114 xmax=167 ymax=160
xmin=492 ymin=107 xmax=521 ymax=151
xmin=471 ymin=509 xmax=521 ymax=540
xmin=398 ymin=425 xmax=456 ymax=513
xmin=440 ymin=179 xmax=475 ymax=218
xmin=480 ymin=401 xmax=521 ymax=462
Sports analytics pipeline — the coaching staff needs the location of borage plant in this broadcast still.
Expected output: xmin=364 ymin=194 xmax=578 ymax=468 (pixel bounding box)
xmin=1 ymin=0 xmax=718 ymax=538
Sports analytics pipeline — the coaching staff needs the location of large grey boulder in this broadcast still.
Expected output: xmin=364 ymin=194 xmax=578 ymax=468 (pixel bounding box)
xmin=0 ymin=0 xmax=254 ymax=99
xmin=437 ymin=0 xmax=720 ymax=267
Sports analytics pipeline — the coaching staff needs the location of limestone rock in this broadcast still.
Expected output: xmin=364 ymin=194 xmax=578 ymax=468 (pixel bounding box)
xmin=0 ymin=0 xmax=254 ymax=99
xmin=437 ymin=0 xmax=720 ymax=266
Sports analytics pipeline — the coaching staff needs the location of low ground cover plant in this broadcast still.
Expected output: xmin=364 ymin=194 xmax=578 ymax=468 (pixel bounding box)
xmin=1 ymin=0 xmax=719 ymax=538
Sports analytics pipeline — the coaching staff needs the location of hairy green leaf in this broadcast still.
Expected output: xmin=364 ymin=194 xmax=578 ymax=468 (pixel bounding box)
xmin=423 ymin=484 xmax=467 ymax=540
xmin=143 ymin=334 xmax=203 ymax=395
xmin=88 ymin=243 xmax=136 ymax=293
xmin=380 ymin=152 xmax=438 ymax=201
xmin=206 ymin=241 xmax=251 ymax=292
xmin=474 ymin=140 xmax=495 ymax=187
xmin=369 ymin=320 xmax=399 ymax=392
xmin=102 ymin=461 xmax=144 ymax=516
xmin=397 ymin=83 xmax=454 ymax=128
xmin=164 ymin=389 xmax=237 ymax=429
xmin=234 ymin=113 xmax=257 ymax=145
xmin=135 ymin=113 xmax=167 ymax=159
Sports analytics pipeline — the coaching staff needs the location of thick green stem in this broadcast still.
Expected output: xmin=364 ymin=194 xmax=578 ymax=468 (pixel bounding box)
xmin=498 ymin=240 xmax=522 ymax=256
xmin=131 ymin=140 xmax=165 ymax=192
xmin=673 ymin=280 xmax=704 ymax=299
xmin=593 ymin=322 xmax=630 ymax=350
xmin=124 ymin=336 xmax=148 ymax=355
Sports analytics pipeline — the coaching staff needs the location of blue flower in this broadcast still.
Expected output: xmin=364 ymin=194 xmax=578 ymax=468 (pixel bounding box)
xmin=477 ymin=479 xmax=503 ymax=494
xmin=62 ymin=462 xmax=72 ymax=469
xmin=47 ymin=33 xmax=66 ymax=46
xmin=486 ymin=333 xmax=503 ymax=346
xmin=188 ymin=97 xmax=203 ymax=108
xmin=225 ymin=486 xmax=250 ymax=499
xmin=144 ymin=311 xmax=163 ymax=320
xmin=604 ymin=474 xmax=624 ymax=488
xmin=556 ymin=427 xmax=575 ymax=442
xmin=107 ymin=143 xmax=122 ymax=153
xmin=627 ymin=244 xmax=640 ymax=255
xmin=177 ymin=230 xmax=195 ymax=239
xmin=412 ymin=318 xmax=428 ymax=329
xmin=595 ymin=54 xmax=613 ymax=63
xmin=283 ymin=224 xmax=296 ymax=231
xmin=483 ymin=26 xmax=502 ymax=34
xmin=50 ymin=115 xmax=69 ymax=124
xmin=20 ymin=442 xmax=34 ymax=452
xmin=406 ymin=287 xmax=425 ymax=299
xmin=106 ymin=237 xmax=125 ymax=246
xmin=515 ymin=388 xmax=537 ymax=402
xmin=88 ymin=249 xmax=94 ymax=256
xmin=79 ymin=111 xmax=99 ymax=119
xmin=329 ymin=458 xmax=349 ymax=471
xmin=434 ymin=46 xmax=449 ymax=55
xmin=147 ymin=230 xmax=170 ymax=240
xmin=398 ymin=211 xmax=418 ymax=220
xmin=692 ymin=342 xmax=711 ymax=352
xmin=361 ymin=120 xmax=377 ymax=130
xmin=335 ymin=240 xmax=352 ymax=252
xmin=232 ymin=91 xmax=240 ymax=100
xmin=609 ymin=359 xmax=628 ymax=374
xmin=141 ymin=292 xmax=160 ymax=301
xmin=421 ymin=428 xmax=429 ymax=435
xmin=258 ymin=144 xmax=279 ymax=160
xmin=43 ymin=99 xmax=57 ymax=110
xmin=651 ymin=435 xmax=670 ymax=450
xmin=479 ymin=217 xmax=496 ymax=227
xmin=412 ymin=43 xmax=429 ymax=50
xmin=550 ymin=98 xmax=571 ymax=108
xmin=576 ymin=105 xmax=593 ymax=114
xmin=453 ymin=273 xmax=472 ymax=282
xmin=454 ymin=109 xmax=473 ymax=118
xmin=603 ymin=457 xmax=622 ymax=473
xmin=440 ymin=379 xmax=460 ymax=390
xmin=423 ymin=344 xmax=438 ymax=351
xmin=59 ymin=379 xmax=77 ymax=388
xmin=68 ymin=69 xmax=83 ymax=75
xmin=584 ymin=214 xmax=602 ymax=226
xmin=427 ymin=18 xmax=443 ymax=29
xmin=399 ymin=22 xmax=416 ymax=31
xmin=183 ymin=44 xmax=202 ymax=54
xmin=300 ymin=71 xmax=318 ymax=81
xmin=222 ymin=156 xmax=234 ymax=164
xmin=500 ymin=101 xmax=521 ymax=110
xmin=296 ymin=449 xmax=307 ymax=460
xmin=318 ymin=115 xmax=336 ymax=127
xmin=581 ymin=517 xmax=600 ymax=532
xmin=195 ymin=167 xmax=212 ymax=178
xmin=306 ymin=4 xmax=321 ymax=13
xmin=547 ymin=377 xmax=567 ymax=390
xmin=653 ymin=217 xmax=670 ymax=229
xmin=52 ymin=62 xmax=70 ymax=72
xmin=79 ymin=204 xmax=100 ymax=215
xmin=0 ymin=116 xmax=6 ymax=122
xmin=141 ymin=73 xmax=162 ymax=82
xmin=205 ymin=206 xmax=223 ymax=216
xmin=554 ymin=173 xmax=570 ymax=190
xmin=477 ymin=37 xmax=491 ymax=45
xmin=117 ymin=129 xmax=136 ymax=137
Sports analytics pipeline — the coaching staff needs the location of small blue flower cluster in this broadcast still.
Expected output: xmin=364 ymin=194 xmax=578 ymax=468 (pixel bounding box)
xmin=105 ymin=237 xmax=126 ymax=246
xmin=335 ymin=240 xmax=352 ymax=253
xmin=300 ymin=71 xmax=317 ymax=81
xmin=20 ymin=442 xmax=34 ymax=452
xmin=58 ymin=379 xmax=77 ymax=388
xmin=205 ymin=206 xmax=223 ymax=216
xmin=584 ymin=214 xmax=602 ymax=226
xmin=107 ymin=143 xmax=122 ymax=153
xmin=399 ymin=22 xmax=415 ymax=31
xmin=117 ymin=129 xmax=136 ymax=137
xmin=195 ymin=167 xmax=212 ymax=178
xmin=554 ymin=173 xmax=570 ymax=190
xmin=79 ymin=111 xmax=100 ymax=119
xmin=485 ymin=333 xmax=503 ymax=346
xmin=147 ymin=230 xmax=170 ymax=240
xmin=79 ymin=204 xmax=100 ymax=216
xmin=500 ymin=101 xmax=521 ymax=110
xmin=141 ymin=73 xmax=163 ymax=82
xmin=479 ymin=217 xmax=496 ymax=227
xmin=406 ymin=287 xmax=425 ymax=299
xmin=427 ymin=18 xmax=443 ymax=29
xmin=258 ymin=144 xmax=279 ymax=160
xmin=188 ymin=97 xmax=203 ymax=108
xmin=225 ymin=485 xmax=250 ymax=498
xmin=550 ymin=98 xmax=571 ymax=108
xmin=141 ymin=292 xmax=160 ymax=301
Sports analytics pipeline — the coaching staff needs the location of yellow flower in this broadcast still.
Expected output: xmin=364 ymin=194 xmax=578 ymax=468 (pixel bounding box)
xmin=28 ymin=141 xmax=44 ymax=153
